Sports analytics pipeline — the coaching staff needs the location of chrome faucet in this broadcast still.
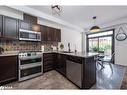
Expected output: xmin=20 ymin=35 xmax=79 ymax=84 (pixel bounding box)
xmin=68 ymin=43 xmax=71 ymax=52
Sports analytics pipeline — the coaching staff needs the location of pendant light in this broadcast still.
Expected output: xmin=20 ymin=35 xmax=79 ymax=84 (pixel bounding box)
xmin=90 ymin=16 xmax=100 ymax=32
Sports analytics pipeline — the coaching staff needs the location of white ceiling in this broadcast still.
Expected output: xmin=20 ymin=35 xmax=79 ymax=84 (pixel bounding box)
xmin=29 ymin=6 xmax=127 ymax=29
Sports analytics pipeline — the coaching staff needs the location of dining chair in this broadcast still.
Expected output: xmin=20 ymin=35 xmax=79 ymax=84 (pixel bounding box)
xmin=97 ymin=52 xmax=115 ymax=70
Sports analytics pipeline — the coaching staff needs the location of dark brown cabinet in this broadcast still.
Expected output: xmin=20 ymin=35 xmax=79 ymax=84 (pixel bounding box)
xmin=55 ymin=29 xmax=61 ymax=42
xmin=40 ymin=25 xmax=47 ymax=41
xmin=55 ymin=54 xmax=66 ymax=76
xmin=43 ymin=53 xmax=55 ymax=72
xmin=0 ymin=55 xmax=18 ymax=85
xmin=3 ymin=16 xmax=18 ymax=39
xmin=23 ymin=13 xmax=37 ymax=24
xmin=19 ymin=20 xmax=31 ymax=30
xmin=47 ymin=27 xmax=55 ymax=41
xmin=19 ymin=20 xmax=40 ymax=32
xmin=40 ymin=25 xmax=61 ymax=42
xmin=0 ymin=15 xmax=3 ymax=37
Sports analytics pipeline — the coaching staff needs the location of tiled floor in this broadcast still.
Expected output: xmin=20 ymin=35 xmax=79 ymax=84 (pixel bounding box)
xmin=3 ymin=63 xmax=127 ymax=89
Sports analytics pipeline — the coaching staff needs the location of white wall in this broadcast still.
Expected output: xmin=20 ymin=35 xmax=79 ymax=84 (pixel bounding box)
xmin=38 ymin=18 xmax=82 ymax=52
xmin=82 ymin=17 xmax=127 ymax=66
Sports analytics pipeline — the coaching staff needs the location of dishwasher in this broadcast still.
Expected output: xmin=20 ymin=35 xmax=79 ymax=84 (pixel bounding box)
xmin=66 ymin=56 xmax=82 ymax=88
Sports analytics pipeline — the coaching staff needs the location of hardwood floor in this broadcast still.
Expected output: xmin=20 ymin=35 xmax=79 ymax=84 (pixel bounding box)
xmin=2 ymin=63 xmax=127 ymax=89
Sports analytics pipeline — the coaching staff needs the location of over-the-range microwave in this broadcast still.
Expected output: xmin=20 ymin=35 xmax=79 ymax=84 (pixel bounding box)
xmin=19 ymin=29 xmax=41 ymax=41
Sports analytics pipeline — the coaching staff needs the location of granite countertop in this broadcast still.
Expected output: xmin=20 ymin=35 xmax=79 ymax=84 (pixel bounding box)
xmin=0 ymin=50 xmax=99 ymax=58
xmin=43 ymin=51 xmax=99 ymax=58
xmin=0 ymin=51 xmax=19 ymax=56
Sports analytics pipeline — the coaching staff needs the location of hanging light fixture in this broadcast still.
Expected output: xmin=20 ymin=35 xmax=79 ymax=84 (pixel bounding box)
xmin=90 ymin=16 xmax=100 ymax=32
xmin=51 ymin=5 xmax=62 ymax=15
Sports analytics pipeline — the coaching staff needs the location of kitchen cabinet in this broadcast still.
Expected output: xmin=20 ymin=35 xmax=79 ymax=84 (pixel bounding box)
xmin=23 ymin=13 xmax=37 ymax=24
xmin=3 ymin=16 xmax=18 ymax=39
xmin=0 ymin=55 xmax=18 ymax=85
xmin=19 ymin=20 xmax=31 ymax=30
xmin=40 ymin=25 xmax=48 ymax=41
xmin=43 ymin=53 xmax=55 ymax=72
xmin=47 ymin=27 xmax=55 ymax=41
xmin=55 ymin=29 xmax=61 ymax=42
xmin=55 ymin=54 xmax=66 ymax=76
xmin=0 ymin=15 xmax=3 ymax=37
xmin=40 ymin=25 xmax=61 ymax=42
xmin=19 ymin=20 xmax=40 ymax=32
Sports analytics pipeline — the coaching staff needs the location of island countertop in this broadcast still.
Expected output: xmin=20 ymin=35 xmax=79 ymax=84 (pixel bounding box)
xmin=43 ymin=51 xmax=99 ymax=58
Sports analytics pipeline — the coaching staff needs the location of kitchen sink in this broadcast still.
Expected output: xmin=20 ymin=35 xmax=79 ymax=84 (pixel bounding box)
xmin=60 ymin=51 xmax=74 ymax=53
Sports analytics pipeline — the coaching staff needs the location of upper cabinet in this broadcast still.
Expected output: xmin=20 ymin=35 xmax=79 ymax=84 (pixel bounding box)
xmin=55 ymin=29 xmax=61 ymax=42
xmin=40 ymin=25 xmax=47 ymax=41
xmin=0 ymin=15 xmax=3 ymax=37
xmin=23 ymin=13 xmax=37 ymax=24
xmin=40 ymin=25 xmax=61 ymax=42
xmin=3 ymin=16 xmax=18 ymax=39
xmin=19 ymin=20 xmax=31 ymax=30
xmin=19 ymin=14 xmax=40 ymax=32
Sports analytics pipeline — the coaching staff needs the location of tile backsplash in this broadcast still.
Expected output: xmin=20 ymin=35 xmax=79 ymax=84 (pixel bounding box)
xmin=0 ymin=40 xmax=58 ymax=51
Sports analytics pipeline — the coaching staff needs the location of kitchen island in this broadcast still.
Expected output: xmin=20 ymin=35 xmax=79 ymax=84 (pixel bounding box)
xmin=43 ymin=52 xmax=98 ymax=89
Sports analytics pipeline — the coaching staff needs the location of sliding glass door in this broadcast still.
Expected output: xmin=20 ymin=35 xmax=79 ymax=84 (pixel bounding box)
xmin=87 ymin=30 xmax=114 ymax=56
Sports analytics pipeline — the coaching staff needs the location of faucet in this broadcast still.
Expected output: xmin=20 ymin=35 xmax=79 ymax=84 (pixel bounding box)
xmin=68 ymin=43 xmax=71 ymax=52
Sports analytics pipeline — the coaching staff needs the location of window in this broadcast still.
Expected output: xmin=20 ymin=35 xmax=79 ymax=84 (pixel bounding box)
xmin=87 ymin=30 xmax=114 ymax=56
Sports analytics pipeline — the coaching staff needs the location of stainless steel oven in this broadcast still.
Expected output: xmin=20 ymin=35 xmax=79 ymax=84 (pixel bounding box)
xmin=18 ymin=51 xmax=43 ymax=81
xmin=19 ymin=29 xmax=41 ymax=41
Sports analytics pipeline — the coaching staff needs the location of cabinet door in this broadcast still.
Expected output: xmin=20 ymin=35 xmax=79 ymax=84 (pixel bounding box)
xmin=43 ymin=53 xmax=54 ymax=72
xmin=56 ymin=54 xmax=66 ymax=76
xmin=19 ymin=20 xmax=31 ymax=30
xmin=47 ymin=27 xmax=54 ymax=41
xmin=3 ymin=16 xmax=18 ymax=39
xmin=55 ymin=29 xmax=61 ymax=42
xmin=0 ymin=15 xmax=3 ymax=37
xmin=40 ymin=25 xmax=47 ymax=41
xmin=0 ymin=56 xmax=18 ymax=84
xmin=24 ymin=13 xmax=37 ymax=24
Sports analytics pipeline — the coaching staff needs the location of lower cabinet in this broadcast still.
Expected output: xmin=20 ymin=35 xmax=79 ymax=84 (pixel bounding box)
xmin=43 ymin=53 xmax=66 ymax=76
xmin=55 ymin=54 xmax=66 ymax=76
xmin=43 ymin=53 xmax=96 ymax=89
xmin=43 ymin=53 xmax=54 ymax=72
xmin=0 ymin=55 xmax=18 ymax=85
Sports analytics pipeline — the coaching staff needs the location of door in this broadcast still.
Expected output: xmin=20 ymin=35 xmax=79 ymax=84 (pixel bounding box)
xmin=55 ymin=29 xmax=61 ymax=42
xmin=40 ymin=25 xmax=48 ymax=41
xmin=19 ymin=20 xmax=31 ymax=30
xmin=0 ymin=56 xmax=18 ymax=84
xmin=3 ymin=16 xmax=18 ymax=39
xmin=87 ymin=30 xmax=114 ymax=59
xmin=0 ymin=15 xmax=2 ymax=37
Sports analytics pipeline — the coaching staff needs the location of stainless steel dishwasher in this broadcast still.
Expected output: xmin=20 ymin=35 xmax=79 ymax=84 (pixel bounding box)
xmin=66 ymin=56 xmax=82 ymax=88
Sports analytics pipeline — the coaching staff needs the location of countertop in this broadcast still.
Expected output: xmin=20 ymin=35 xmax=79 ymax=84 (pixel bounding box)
xmin=0 ymin=51 xmax=19 ymax=57
xmin=0 ymin=51 xmax=99 ymax=58
xmin=43 ymin=51 xmax=99 ymax=58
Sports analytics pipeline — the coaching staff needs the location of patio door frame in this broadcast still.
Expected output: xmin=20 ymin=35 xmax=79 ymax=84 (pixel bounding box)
xmin=86 ymin=29 xmax=115 ymax=63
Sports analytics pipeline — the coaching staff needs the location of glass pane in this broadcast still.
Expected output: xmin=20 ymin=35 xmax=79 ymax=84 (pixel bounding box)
xmin=99 ymin=37 xmax=112 ymax=56
xmin=88 ymin=31 xmax=113 ymax=38
xmin=89 ymin=38 xmax=98 ymax=52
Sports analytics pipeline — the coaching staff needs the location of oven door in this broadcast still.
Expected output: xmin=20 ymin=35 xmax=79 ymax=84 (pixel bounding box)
xmin=19 ymin=57 xmax=42 ymax=67
xmin=19 ymin=66 xmax=42 ymax=81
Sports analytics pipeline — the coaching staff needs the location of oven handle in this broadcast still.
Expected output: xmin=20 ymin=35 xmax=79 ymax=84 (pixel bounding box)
xmin=19 ymin=56 xmax=42 ymax=60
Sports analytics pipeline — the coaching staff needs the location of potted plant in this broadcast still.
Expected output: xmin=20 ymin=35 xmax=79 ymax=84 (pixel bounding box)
xmin=92 ymin=46 xmax=98 ymax=52
xmin=60 ymin=43 xmax=64 ymax=51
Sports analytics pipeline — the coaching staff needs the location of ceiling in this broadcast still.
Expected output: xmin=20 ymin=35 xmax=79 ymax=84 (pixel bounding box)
xmin=29 ymin=6 xmax=127 ymax=29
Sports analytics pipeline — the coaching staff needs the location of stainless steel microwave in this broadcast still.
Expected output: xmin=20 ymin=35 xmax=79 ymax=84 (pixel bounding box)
xmin=19 ymin=29 xmax=41 ymax=41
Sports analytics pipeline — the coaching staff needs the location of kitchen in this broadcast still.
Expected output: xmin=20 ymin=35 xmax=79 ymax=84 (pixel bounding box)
xmin=0 ymin=6 xmax=127 ymax=89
